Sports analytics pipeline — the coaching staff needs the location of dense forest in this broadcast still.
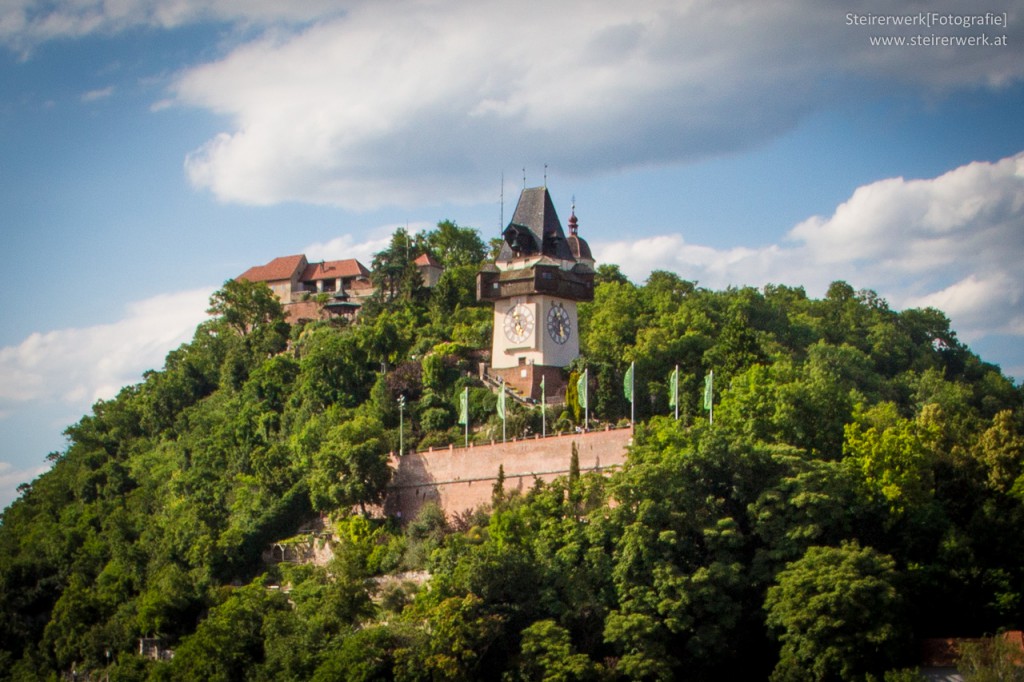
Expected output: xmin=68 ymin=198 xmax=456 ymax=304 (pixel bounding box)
xmin=1 ymin=221 xmax=1022 ymax=681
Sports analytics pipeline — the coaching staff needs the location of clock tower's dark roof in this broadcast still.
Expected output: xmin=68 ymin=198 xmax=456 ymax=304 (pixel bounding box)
xmin=498 ymin=186 xmax=576 ymax=261
xmin=479 ymin=186 xmax=595 ymax=304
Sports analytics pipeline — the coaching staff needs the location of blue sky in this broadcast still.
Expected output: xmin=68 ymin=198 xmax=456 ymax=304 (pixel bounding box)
xmin=2 ymin=0 xmax=1023 ymax=509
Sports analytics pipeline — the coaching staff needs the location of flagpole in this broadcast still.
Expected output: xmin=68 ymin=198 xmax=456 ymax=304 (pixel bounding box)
xmin=464 ymin=386 xmax=469 ymax=446
xmin=398 ymin=395 xmax=405 ymax=454
xmin=541 ymin=376 xmax=546 ymax=438
xmin=501 ymin=380 xmax=506 ymax=443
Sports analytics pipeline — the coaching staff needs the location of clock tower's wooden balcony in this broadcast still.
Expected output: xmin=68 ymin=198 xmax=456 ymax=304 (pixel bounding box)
xmin=476 ymin=263 xmax=594 ymax=303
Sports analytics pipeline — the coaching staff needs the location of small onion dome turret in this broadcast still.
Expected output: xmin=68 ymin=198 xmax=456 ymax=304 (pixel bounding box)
xmin=566 ymin=206 xmax=592 ymax=262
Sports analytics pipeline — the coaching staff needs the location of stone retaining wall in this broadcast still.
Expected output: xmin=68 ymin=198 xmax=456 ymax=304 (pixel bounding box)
xmin=383 ymin=427 xmax=632 ymax=520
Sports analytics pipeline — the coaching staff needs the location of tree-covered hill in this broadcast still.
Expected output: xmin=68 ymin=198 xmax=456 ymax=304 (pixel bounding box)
xmin=1 ymin=224 xmax=1022 ymax=681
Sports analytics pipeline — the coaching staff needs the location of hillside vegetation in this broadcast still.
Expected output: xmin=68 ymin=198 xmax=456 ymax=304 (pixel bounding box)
xmin=1 ymin=223 xmax=1022 ymax=681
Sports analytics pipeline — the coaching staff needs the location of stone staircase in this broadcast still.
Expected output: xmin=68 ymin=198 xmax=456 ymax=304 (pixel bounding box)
xmin=480 ymin=369 xmax=536 ymax=406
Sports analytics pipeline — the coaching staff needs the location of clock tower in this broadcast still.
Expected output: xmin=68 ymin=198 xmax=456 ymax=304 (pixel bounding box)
xmin=477 ymin=186 xmax=595 ymax=400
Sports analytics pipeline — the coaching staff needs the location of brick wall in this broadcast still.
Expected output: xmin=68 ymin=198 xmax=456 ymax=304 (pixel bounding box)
xmin=383 ymin=426 xmax=632 ymax=521
xmin=284 ymin=300 xmax=329 ymax=324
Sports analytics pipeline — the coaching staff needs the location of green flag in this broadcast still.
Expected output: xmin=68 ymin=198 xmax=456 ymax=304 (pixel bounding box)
xmin=668 ymin=366 xmax=679 ymax=407
xmin=540 ymin=372 xmax=548 ymax=436
xmin=623 ymin=362 xmax=634 ymax=401
xmin=703 ymin=370 xmax=713 ymax=411
xmin=458 ymin=387 xmax=469 ymax=425
xmin=577 ymin=368 xmax=588 ymax=411
xmin=497 ymin=382 xmax=506 ymax=420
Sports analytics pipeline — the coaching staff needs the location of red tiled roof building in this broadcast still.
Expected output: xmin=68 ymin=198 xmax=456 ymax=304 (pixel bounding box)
xmin=239 ymin=254 xmax=374 ymax=324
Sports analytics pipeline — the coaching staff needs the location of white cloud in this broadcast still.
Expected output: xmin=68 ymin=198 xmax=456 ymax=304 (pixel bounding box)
xmin=906 ymin=274 xmax=1024 ymax=338
xmin=0 ymin=286 xmax=214 ymax=510
xmin=0 ymin=0 xmax=348 ymax=51
xmin=6 ymin=1 xmax=1022 ymax=208
xmin=0 ymin=287 xmax=213 ymax=409
xmin=162 ymin=0 xmax=1024 ymax=210
xmin=303 ymin=223 xmax=434 ymax=266
xmin=81 ymin=85 xmax=114 ymax=102
xmin=595 ymin=151 xmax=1024 ymax=356
xmin=304 ymin=233 xmax=391 ymax=268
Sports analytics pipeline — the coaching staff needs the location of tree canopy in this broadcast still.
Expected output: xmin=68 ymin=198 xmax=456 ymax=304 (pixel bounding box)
xmin=1 ymin=222 xmax=1022 ymax=681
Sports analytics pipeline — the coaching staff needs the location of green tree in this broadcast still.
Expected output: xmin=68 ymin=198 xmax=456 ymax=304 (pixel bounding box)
xmin=764 ymin=542 xmax=904 ymax=681
xmin=312 ymin=625 xmax=409 ymax=682
xmin=431 ymin=264 xmax=481 ymax=317
xmin=580 ymin=280 xmax=644 ymax=366
xmin=421 ymin=353 xmax=445 ymax=393
xmin=424 ymin=220 xmax=487 ymax=268
xmin=772 ymin=342 xmax=868 ymax=458
xmin=750 ymin=455 xmax=873 ymax=582
xmin=568 ymin=442 xmax=581 ymax=509
xmin=843 ymin=406 xmax=937 ymax=518
xmin=135 ymin=563 xmax=199 ymax=637
xmin=296 ymin=326 xmax=373 ymax=409
xmin=309 ymin=414 xmax=391 ymax=514
xmin=487 ymin=236 xmax=505 ymax=260
xmin=369 ymin=227 xmax=428 ymax=307
xmin=978 ymin=410 xmax=1024 ymax=496
xmin=594 ymin=263 xmax=629 ymax=286
xmin=703 ymin=286 xmax=770 ymax=379
xmin=205 ymin=276 xmax=288 ymax=339
xmin=164 ymin=582 xmax=289 ymax=682
xmin=602 ymin=420 xmax=767 ymax=679
xmin=518 ymin=619 xmax=598 ymax=681
xmin=396 ymin=594 xmax=504 ymax=681
xmin=492 ymin=464 xmax=506 ymax=507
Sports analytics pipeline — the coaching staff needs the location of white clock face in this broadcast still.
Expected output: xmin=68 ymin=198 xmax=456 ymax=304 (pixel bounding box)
xmin=503 ymin=304 xmax=534 ymax=344
xmin=547 ymin=303 xmax=571 ymax=344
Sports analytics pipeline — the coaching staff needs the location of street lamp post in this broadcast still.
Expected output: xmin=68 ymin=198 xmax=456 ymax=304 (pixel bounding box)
xmin=398 ymin=395 xmax=405 ymax=455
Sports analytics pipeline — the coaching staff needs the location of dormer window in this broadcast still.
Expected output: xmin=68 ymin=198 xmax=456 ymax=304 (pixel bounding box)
xmin=504 ymin=224 xmax=539 ymax=256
